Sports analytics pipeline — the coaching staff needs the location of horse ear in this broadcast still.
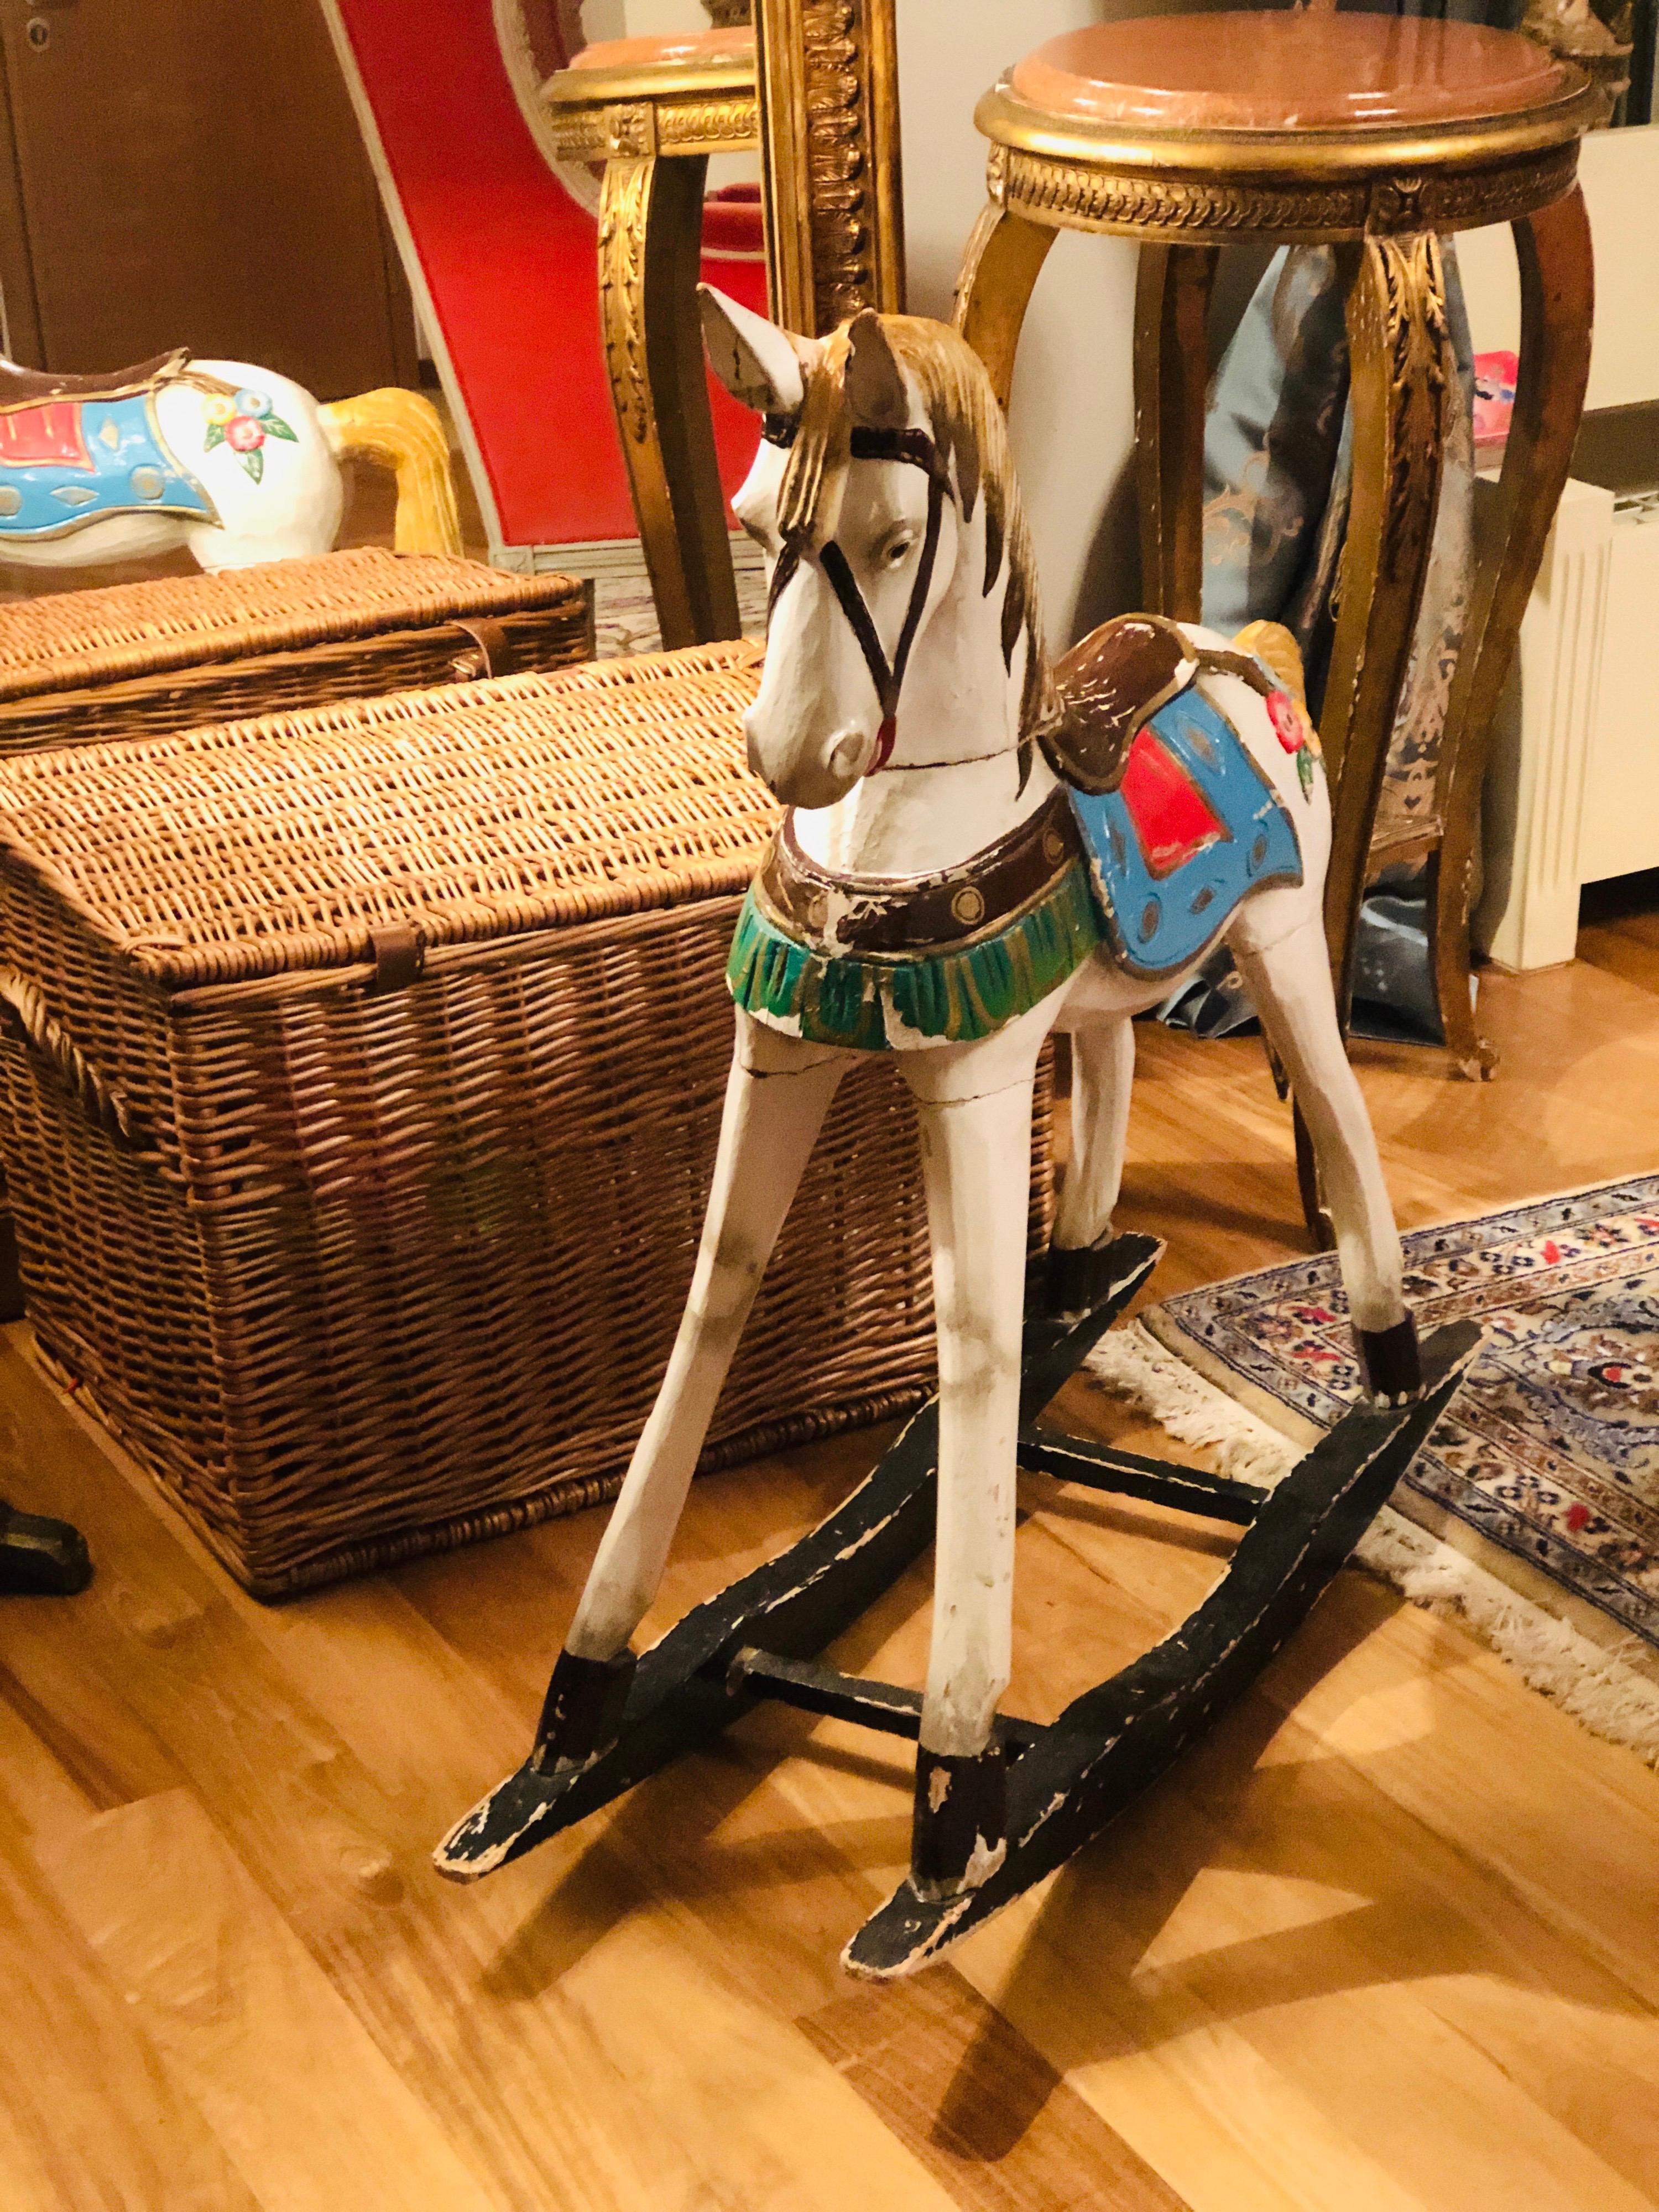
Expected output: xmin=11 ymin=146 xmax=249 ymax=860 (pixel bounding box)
xmin=698 ymin=286 xmax=813 ymax=417
xmin=843 ymin=311 xmax=909 ymax=431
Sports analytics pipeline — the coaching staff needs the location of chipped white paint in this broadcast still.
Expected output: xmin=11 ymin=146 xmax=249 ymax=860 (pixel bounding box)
xmin=565 ymin=294 xmax=1410 ymax=1796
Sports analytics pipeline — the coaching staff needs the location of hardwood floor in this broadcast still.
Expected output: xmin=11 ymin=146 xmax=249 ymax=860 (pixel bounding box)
xmin=2 ymin=904 xmax=1657 ymax=2208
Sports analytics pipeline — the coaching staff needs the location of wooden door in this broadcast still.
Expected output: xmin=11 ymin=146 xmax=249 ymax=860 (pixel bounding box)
xmin=0 ymin=0 xmax=413 ymax=397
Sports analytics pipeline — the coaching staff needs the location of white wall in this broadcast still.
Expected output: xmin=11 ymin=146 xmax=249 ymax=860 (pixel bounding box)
xmin=1456 ymin=122 xmax=1659 ymax=411
xmin=898 ymin=1 xmax=1144 ymax=646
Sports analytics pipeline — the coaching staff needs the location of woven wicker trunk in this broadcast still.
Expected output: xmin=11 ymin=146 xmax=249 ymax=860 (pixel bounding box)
xmin=0 ymin=547 xmax=592 ymax=756
xmin=0 ymin=641 xmax=1055 ymax=1597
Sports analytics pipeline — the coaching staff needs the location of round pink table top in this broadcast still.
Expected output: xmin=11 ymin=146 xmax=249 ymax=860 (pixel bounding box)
xmin=1010 ymin=13 xmax=1572 ymax=133
xmin=570 ymin=28 xmax=755 ymax=75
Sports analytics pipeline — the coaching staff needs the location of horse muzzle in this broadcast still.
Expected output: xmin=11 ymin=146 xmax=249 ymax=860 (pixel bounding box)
xmin=744 ymin=705 xmax=877 ymax=810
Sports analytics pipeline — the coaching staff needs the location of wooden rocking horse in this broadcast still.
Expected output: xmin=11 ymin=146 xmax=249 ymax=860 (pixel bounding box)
xmin=436 ymin=294 xmax=1478 ymax=1976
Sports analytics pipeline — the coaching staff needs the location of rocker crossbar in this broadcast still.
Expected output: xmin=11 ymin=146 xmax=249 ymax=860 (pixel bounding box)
xmin=724 ymin=1648 xmax=1045 ymax=1751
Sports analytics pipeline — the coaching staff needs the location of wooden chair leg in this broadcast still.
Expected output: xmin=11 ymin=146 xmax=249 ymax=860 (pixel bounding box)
xmin=1133 ymin=243 xmax=1218 ymax=622
xmin=598 ymin=146 xmax=741 ymax=649
xmin=1430 ymin=185 xmax=1594 ymax=1081
xmin=952 ymin=200 xmax=1057 ymax=411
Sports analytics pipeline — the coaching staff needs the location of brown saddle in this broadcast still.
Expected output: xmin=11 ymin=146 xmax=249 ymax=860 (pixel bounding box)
xmin=0 ymin=347 xmax=195 ymax=413
xmin=1045 ymin=612 xmax=1293 ymax=795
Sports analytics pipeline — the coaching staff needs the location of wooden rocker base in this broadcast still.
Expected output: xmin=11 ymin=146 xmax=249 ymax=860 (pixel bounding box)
xmin=434 ymin=1236 xmax=1478 ymax=1980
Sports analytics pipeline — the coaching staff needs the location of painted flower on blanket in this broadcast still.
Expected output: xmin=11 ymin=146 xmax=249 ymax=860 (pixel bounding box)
xmin=202 ymin=387 xmax=297 ymax=483
xmin=1265 ymin=689 xmax=1319 ymax=797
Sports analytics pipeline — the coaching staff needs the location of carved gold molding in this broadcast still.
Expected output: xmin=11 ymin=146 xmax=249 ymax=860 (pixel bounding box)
xmin=542 ymin=43 xmax=759 ymax=159
xmin=991 ymin=139 xmax=1584 ymax=243
xmin=658 ymin=95 xmax=761 ymax=150
xmin=755 ymin=0 xmax=904 ymax=335
xmin=598 ymin=159 xmax=654 ymax=446
xmin=1372 ymin=233 xmax=1451 ymax=590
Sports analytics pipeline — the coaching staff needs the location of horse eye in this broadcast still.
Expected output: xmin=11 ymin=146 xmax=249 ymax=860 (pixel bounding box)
xmin=883 ymin=535 xmax=915 ymax=568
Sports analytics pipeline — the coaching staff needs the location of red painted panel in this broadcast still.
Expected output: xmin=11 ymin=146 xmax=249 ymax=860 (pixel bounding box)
xmin=328 ymin=0 xmax=766 ymax=549
xmin=0 ymin=402 xmax=90 ymax=469
xmin=1120 ymin=728 xmax=1228 ymax=880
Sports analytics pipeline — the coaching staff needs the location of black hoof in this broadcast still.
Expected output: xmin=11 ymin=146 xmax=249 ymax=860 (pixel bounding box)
xmin=911 ymin=1744 xmax=1007 ymax=1899
xmin=1357 ymin=1314 xmax=1423 ymax=1406
xmin=0 ymin=1502 xmax=91 ymax=1596
xmin=533 ymin=1646 xmax=636 ymax=1772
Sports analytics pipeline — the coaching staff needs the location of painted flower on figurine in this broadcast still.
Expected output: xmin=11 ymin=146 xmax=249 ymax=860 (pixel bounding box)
xmin=1265 ymin=688 xmax=1306 ymax=752
xmin=1265 ymin=687 xmax=1321 ymax=799
xmin=202 ymin=388 xmax=299 ymax=483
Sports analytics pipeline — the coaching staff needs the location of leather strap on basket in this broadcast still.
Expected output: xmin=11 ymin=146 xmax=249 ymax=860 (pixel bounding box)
xmin=450 ymin=617 xmax=515 ymax=682
xmin=0 ymin=970 xmax=161 ymax=1164
xmin=367 ymin=924 xmax=425 ymax=995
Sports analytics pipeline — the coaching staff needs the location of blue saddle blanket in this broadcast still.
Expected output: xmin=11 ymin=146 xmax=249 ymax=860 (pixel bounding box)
xmin=1066 ymin=683 xmax=1304 ymax=980
xmin=0 ymin=393 xmax=216 ymax=538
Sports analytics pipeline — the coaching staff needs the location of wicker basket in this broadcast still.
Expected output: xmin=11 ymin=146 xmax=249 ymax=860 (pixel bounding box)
xmin=0 ymin=641 xmax=1055 ymax=1597
xmin=0 ymin=547 xmax=592 ymax=757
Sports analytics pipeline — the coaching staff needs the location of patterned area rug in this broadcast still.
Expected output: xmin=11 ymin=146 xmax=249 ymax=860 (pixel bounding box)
xmin=1086 ymin=1177 xmax=1659 ymax=1762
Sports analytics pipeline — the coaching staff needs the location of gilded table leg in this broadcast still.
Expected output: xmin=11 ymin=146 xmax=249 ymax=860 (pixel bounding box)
xmin=599 ymin=145 xmax=742 ymax=649
xmin=1429 ymin=185 xmax=1594 ymax=1079
xmin=1133 ymin=243 xmax=1218 ymax=622
xmin=952 ymin=200 xmax=1058 ymax=412
xmin=1319 ymin=233 xmax=1450 ymax=1015
xmin=1293 ymin=233 xmax=1449 ymax=1244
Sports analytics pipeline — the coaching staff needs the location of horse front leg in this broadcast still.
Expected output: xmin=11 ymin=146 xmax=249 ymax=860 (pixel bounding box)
xmin=542 ymin=1018 xmax=846 ymax=1766
xmin=900 ymin=1024 xmax=1045 ymax=1897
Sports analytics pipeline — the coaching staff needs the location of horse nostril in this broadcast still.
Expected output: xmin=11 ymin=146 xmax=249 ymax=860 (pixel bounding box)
xmin=826 ymin=729 xmax=870 ymax=785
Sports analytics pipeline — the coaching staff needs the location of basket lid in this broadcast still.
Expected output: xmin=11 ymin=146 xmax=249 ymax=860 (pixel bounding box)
xmin=0 ymin=640 xmax=774 ymax=990
xmin=0 ymin=548 xmax=584 ymax=706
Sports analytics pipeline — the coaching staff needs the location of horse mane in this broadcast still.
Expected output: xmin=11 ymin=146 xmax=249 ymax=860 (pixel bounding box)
xmin=776 ymin=316 xmax=1054 ymax=743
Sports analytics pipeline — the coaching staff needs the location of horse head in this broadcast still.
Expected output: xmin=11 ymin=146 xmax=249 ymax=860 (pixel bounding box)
xmin=700 ymin=289 xmax=1050 ymax=812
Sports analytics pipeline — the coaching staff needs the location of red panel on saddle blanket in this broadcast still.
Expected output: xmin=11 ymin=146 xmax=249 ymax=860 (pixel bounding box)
xmin=0 ymin=403 xmax=90 ymax=469
xmin=327 ymin=0 xmax=766 ymax=549
xmin=1119 ymin=727 xmax=1228 ymax=880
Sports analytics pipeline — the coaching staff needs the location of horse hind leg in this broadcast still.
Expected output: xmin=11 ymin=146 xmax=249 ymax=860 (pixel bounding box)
xmin=1229 ymin=911 xmax=1421 ymax=1401
xmin=541 ymin=1026 xmax=845 ymax=1766
xmin=1047 ymin=1013 xmax=1134 ymax=1314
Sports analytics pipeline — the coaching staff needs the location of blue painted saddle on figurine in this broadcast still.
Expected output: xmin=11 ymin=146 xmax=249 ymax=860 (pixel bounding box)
xmin=0 ymin=366 xmax=217 ymax=539
xmin=1066 ymin=682 xmax=1303 ymax=980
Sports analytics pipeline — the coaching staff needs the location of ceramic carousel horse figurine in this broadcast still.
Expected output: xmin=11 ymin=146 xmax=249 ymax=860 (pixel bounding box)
xmin=0 ymin=348 xmax=459 ymax=569
xmin=438 ymin=293 xmax=1479 ymax=1975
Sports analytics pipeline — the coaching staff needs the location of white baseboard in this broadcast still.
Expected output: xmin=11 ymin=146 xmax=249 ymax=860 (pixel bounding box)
xmin=487 ymin=534 xmax=761 ymax=581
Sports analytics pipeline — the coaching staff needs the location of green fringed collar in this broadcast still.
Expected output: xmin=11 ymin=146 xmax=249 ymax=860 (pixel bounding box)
xmin=727 ymin=855 xmax=1102 ymax=1051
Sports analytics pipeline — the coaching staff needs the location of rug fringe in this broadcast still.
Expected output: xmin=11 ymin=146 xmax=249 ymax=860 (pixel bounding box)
xmin=1086 ymin=1323 xmax=1659 ymax=1769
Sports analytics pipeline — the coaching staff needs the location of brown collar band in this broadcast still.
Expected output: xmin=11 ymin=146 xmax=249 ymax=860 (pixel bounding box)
xmin=757 ymin=787 xmax=1082 ymax=958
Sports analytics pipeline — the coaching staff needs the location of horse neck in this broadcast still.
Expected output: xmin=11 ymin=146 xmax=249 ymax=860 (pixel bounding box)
xmin=792 ymin=509 xmax=1055 ymax=881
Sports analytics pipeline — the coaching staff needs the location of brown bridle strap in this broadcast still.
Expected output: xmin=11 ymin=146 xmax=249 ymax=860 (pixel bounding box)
xmin=763 ymin=418 xmax=950 ymax=772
